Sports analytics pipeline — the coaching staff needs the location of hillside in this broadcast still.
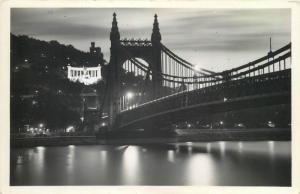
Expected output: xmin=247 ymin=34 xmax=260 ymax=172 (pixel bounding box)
xmin=10 ymin=34 xmax=105 ymax=133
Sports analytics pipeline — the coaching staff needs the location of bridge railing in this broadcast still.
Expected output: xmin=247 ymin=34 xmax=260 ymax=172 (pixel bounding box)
xmin=118 ymin=69 xmax=291 ymax=128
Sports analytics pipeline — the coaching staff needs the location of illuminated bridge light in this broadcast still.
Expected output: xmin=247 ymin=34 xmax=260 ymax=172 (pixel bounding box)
xmin=126 ymin=92 xmax=134 ymax=99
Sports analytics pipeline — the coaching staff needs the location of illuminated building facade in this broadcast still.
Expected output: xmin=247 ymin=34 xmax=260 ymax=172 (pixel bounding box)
xmin=67 ymin=42 xmax=103 ymax=85
xmin=67 ymin=65 xmax=101 ymax=85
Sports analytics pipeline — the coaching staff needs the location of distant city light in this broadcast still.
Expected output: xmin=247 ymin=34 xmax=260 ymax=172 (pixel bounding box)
xmin=187 ymin=123 xmax=191 ymax=128
xmin=267 ymin=121 xmax=275 ymax=128
xmin=223 ymin=97 xmax=228 ymax=102
xmin=186 ymin=142 xmax=193 ymax=146
xmin=24 ymin=59 xmax=28 ymax=62
xmin=237 ymin=123 xmax=244 ymax=127
xmin=32 ymin=100 xmax=37 ymax=105
xmin=66 ymin=126 xmax=75 ymax=133
xmin=101 ymin=122 xmax=106 ymax=127
xmin=220 ymin=121 xmax=224 ymax=125
xmin=39 ymin=123 xmax=44 ymax=128
xmin=80 ymin=117 xmax=84 ymax=122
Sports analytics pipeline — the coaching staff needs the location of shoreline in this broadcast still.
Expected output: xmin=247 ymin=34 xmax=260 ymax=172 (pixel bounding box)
xmin=10 ymin=128 xmax=291 ymax=148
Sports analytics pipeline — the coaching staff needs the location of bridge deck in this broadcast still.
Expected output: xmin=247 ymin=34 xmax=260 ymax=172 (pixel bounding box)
xmin=117 ymin=69 xmax=291 ymax=130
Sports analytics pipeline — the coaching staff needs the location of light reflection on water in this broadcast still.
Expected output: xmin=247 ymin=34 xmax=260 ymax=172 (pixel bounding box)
xmin=167 ymin=150 xmax=175 ymax=163
xmin=10 ymin=141 xmax=291 ymax=186
xmin=219 ymin=141 xmax=226 ymax=157
xmin=67 ymin=145 xmax=75 ymax=174
xmin=206 ymin=142 xmax=211 ymax=153
xmin=122 ymin=146 xmax=140 ymax=184
xmin=100 ymin=150 xmax=107 ymax=163
xmin=186 ymin=154 xmax=215 ymax=185
xmin=238 ymin=142 xmax=243 ymax=154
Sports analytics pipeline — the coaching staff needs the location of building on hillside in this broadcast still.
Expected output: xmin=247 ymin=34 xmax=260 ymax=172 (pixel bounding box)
xmin=67 ymin=42 xmax=104 ymax=85
xmin=90 ymin=42 xmax=104 ymax=66
xmin=67 ymin=65 xmax=102 ymax=85
xmin=80 ymin=86 xmax=102 ymax=132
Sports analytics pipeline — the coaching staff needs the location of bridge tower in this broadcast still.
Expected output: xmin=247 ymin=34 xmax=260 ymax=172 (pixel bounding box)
xmin=106 ymin=13 xmax=163 ymax=130
xmin=151 ymin=14 xmax=163 ymax=98
xmin=107 ymin=13 xmax=121 ymax=130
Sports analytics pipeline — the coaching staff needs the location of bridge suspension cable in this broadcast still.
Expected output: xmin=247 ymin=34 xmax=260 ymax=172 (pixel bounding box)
xmin=118 ymin=42 xmax=291 ymax=112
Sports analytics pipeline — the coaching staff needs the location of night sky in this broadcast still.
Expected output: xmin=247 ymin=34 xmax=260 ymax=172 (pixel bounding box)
xmin=11 ymin=8 xmax=291 ymax=71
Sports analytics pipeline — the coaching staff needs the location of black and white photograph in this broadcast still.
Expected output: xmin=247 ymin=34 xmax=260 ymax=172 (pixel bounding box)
xmin=2 ymin=2 xmax=297 ymax=190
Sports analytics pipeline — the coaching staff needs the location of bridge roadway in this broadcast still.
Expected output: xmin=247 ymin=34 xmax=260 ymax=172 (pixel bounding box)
xmin=116 ymin=69 xmax=291 ymax=130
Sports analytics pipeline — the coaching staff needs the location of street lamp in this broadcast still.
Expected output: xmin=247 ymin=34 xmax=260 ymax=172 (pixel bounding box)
xmin=126 ymin=92 xmax=134 ymax=109
xmin=220 ymin=121 xmax=224 ymax=129
xmin=126 ymin=92 xmax=133 ymax=99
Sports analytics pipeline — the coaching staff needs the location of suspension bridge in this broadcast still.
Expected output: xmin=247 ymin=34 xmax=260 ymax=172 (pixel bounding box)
xmin=101 ymin=13 xmax=291 ymax=131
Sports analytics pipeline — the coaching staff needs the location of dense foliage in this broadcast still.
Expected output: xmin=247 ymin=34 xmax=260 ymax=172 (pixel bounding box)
xmin=10 ymin=34 xmax=97 ymax=132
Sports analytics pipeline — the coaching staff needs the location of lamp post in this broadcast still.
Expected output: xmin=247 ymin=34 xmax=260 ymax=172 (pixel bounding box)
xmin=126 ymin=92 xmax=134 ymax=109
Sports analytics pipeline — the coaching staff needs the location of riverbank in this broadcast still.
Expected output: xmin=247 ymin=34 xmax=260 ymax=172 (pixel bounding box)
xmin=11 ymin=128 xmax=291 ymax=147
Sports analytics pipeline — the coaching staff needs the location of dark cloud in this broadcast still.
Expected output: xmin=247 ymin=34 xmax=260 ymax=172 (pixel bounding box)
xmin=11 ymin=8 xmax=291 ymax=71
xmin=13 ymin=20 xmax=109 ymax=39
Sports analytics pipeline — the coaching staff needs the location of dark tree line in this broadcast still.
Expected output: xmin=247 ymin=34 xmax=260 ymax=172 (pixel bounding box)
xmin=10 ymin=34 xmax=98 ymax=132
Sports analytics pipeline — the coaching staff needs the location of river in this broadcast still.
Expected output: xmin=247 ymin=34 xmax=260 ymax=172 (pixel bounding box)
xmin=10 ymin=141 xmax=291 ymax=186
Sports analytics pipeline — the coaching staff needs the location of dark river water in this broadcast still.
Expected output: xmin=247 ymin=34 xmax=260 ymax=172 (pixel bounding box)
xmin=10 ymin=141 xmax=291 ymax=186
